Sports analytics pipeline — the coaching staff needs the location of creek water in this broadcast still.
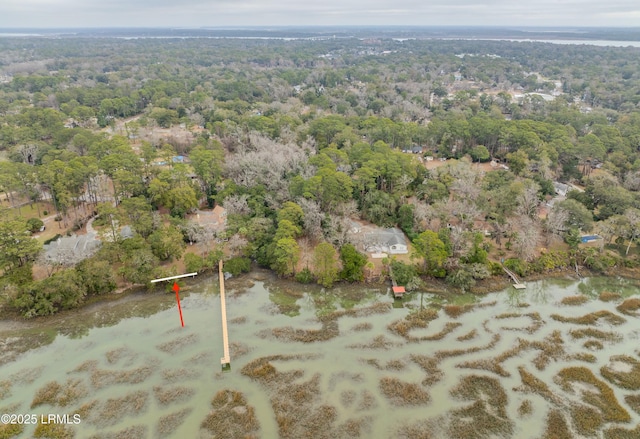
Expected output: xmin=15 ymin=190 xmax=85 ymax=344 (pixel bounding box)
xmin=1 ymin=273 xmax=639 ymax=438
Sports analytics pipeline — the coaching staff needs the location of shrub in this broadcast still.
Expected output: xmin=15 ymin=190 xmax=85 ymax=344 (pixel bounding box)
xmin=26 ymin=218 xmax=44 ymax=233
xmin=504 ymin=258 xmax=529 ymax=277
xmin=224 ymin=257 xmax=251 ymax=276
xmin=295 ymin=267 xmax=314 ymax=284
xmin=184 ymin=253 xmax=204 ymax=273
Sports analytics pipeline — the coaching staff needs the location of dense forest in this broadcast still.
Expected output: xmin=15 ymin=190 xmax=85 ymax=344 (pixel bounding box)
xmin=2 ymin=31 xmax=640 ymax=317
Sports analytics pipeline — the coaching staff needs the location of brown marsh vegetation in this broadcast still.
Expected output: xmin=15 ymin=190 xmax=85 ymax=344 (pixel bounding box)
xmin=616 ymin=297 xmax=640 ymax=316
xmin=551 ymin=310 xmax=626 ymax=325
xmin=555 ymin=367 xmax=631 ymax=423
xmin=33 ymin=422 xmax=74 ymax=439
xmin=599 ymin=291 xmax=623 ymax=302
xmin=600 ymin=355 xmax=640 ymax=390
xmin=378 ymin=377 xmax=430 ymax=406
xmin=560 ymin=295 xmax=589 ymax=305
xmin=31 ymin=379 xmax=87 ymax=408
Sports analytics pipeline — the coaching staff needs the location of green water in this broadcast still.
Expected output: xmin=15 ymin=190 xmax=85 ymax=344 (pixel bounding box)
xmin=1 ymin=274 xmax=639 ymax=438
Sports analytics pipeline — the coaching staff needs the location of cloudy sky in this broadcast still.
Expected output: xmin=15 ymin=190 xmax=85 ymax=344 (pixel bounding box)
xmin=1 ymin=0 xmax=639 ymax=28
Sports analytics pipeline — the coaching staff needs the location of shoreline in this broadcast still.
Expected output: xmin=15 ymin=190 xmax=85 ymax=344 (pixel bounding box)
xmin=2 ymin=264 xmax=638 ymax=328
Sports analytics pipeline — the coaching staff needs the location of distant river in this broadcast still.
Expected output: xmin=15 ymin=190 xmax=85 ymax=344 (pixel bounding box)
xmin=472 ymin=38 xmax=640 ymax=48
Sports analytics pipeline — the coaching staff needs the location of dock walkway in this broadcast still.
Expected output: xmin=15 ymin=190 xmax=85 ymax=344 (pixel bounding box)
xmin=218 ymin=261 xmax=231 ymax=369
xmin=502 ymin=265 xmax=526 ymax=289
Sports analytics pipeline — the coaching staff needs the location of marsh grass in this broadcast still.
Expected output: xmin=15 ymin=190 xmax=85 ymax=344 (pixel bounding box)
xmin=229 ymin=316 xmax=248 ymax=324
xmin=324 ymin=301 xmax=391 ymax=320
xmin=550 ymin=310 xmax=626 ymax=325
xmin=334 ymin=390 xmax=355 ymax=411
xmin=87 ymin=426 xmax=147 ymax=439
xmin=599 ymin=291 xmax=622 ymax=302
xmin=97 ymin=391 xmax=149 ymax=426
xmin=458 ymin=343 xmax=527 ymax=377
xmin=570 ymin=352 xmax=597 ymax=363
xmin=560 ymin=295 xmax=589 ymax=305
xmin=517 ymin=400 xmax=533 ymax=416
xmin=104 ymin=347 xmax=137 ymax=365
xmin=153 ymin=385 xmax=195 ymax=406
xmin=516 ymin=366 xmax=557 ymax=402
xmin=0 ymin=423 xmax=23 ymax=438
xmin=456 ymin=329 xmax=477 ymax=341
xmin=396 ymin=420 xmax=434 ymax=439
xmin=72 ymin=360 xmax=97 ymax=373
xmin=422 ymin=322 xmax=462 ymax=341
xmin=348 ymin=335 xmax=399 ymax=350
xmin=448 ymin=375 xmax=513 ymax=438
xmin=443 ymin=304 xmax=474 ymax=318
xmin=495 ymin=312 xmax=543 ymax=333
xmin=556 ymin=366 xmax=630 ymax=423
xmin=351 ymin=322 xmax=372 ymax=332
xmin=240 ymin=356 xmax=344 ymax=438
xmin=379 ymin=377 xmax=430 ymax=406
xmin=337 ymin=416 xmax=372 ymax=438
xmin=89 ymin=365 xmax=154 ymax=389
xmin=571 ymin=404 xmax=603 ymax=435
xmin=528 ymin=330 xmax=565 ymax=370
xmin=31 ymin=379 xmax=87 ymax=408
xmin=616 ymin=298 xmax=640 ymax=316
xmin=584 ymin=340 xmax=604 ymax=350
xmin=156 ymin=333 xmax=199 ymax=354
xmin=229 ymin=341 xmax=250 ymax=358
xmin=600 ymin=355 xmax=640 ymax=390
xmin=411 ymin=355 xmax=443 ymax=386
xmin=156 ymin=408 xmax=192 ymax=438
xmin=357 ymin=390 xmax=378 ymax=410
xmin=0 ymin=406 xmax=23 ymax=438
xmin=542 ymin=410 xmax=572 ymax=439
xmin=269 ymin=321 xmax=339 ymax=343
xmin=435 ymin=333 xmax=501 ymax=360
xmin=33 ymin=421 xmax=73 ymax=439
xmin=625 ymin=395 xmax=640 ymax=414
xmin=569 ymin=328 xmax=622 ymax=342
xmin=10 ymin=366 xmax=44 ymax=385
xmin=75 ymin=400 xmax=97 ymax=421
xmin=387 ymin=308 xmax=439 ymax=339
xmin=0 ymin=381 xmax=10 ymax=400
xmin=161 ymin=367 xmax=200 ymax=383
xmin=603 ymin=424 xmax=640 ymax=439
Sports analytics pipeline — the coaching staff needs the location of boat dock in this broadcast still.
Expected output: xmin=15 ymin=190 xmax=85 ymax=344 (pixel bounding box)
xmin=388 ymin=265 xmax=405 ymax=298
xmin=502 ymin=266 xmax=526 ymax=289
xmin=218 ymin=261 xmax=231 ymax=370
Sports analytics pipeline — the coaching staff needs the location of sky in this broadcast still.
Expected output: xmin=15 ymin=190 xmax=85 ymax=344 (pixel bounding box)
xmin=1 ymin=0 xmax=639 ymax=28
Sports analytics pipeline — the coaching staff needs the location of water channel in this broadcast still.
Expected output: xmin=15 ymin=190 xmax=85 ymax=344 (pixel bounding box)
xmin=1 ymin=273 xmax=639 ymax=438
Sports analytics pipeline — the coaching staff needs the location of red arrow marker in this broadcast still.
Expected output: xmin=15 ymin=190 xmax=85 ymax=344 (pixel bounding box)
xmin=173 ymin=282 xmax=185 ymax=327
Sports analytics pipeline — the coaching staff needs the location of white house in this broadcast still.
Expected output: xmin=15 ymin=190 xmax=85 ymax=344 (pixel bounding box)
xmin=364 ymin=228 xmax=409 ymax=255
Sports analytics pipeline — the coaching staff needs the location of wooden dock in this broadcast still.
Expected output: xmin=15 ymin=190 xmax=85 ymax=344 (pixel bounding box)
xmin=502 ymin=266 xmax=526 ymax=289
xmin=218 ymin=261 xmax=231 ymax=370
xmin=388 ymin=265 xmax=405 ymax=298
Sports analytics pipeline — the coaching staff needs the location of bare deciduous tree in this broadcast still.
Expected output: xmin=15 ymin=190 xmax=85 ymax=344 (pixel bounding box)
xmin=297 ymin=198 xmax=324 ymax=241
xmin=222 ymin=194 xmax=250 ymax=217
xmin=513 ymin=217 xmax=540 ymax=261
xmin=516 ymin=181 xmax=541 ymax=219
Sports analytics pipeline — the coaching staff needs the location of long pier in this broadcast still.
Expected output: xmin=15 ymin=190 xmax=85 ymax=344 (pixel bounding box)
xmin=502 ymin=266 xmax=526 ymax=289
xmin=218 ymin=261 xmax=231 ymax=370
